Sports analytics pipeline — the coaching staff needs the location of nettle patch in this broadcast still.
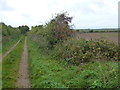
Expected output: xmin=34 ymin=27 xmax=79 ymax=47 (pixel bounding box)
xmin=53 ymin=39 xmax=118 ymax=65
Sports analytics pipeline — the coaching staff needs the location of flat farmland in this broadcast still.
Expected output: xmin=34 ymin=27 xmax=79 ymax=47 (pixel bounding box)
xmin=76 ymin=32 xmax=118 ymax=45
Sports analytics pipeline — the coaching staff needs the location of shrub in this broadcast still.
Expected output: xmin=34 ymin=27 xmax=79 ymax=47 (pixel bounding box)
xmin=52 ymin=38 xmax=118 ymax=65
xmin=44 ymin=12 xmax=74 ymax=49
xmin=30 ymin=12 xmax=74 ymax=50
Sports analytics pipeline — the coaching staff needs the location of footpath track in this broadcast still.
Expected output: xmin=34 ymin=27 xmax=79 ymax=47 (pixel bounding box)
xmin=2 ymin=40 xmax=20 ymax=59
xmin=16 ymin=37 xmax=31 ymax=88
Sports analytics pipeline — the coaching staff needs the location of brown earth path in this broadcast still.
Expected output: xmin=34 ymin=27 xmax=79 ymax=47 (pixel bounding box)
xmin=16 ymin=37 xmax=31 ymax=88
xmin=2 ymin=40 xmax=20 ymax=59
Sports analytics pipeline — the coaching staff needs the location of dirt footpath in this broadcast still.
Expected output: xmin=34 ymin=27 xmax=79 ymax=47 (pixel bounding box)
xmin=16 ymin=37 xmax=31 ymax=88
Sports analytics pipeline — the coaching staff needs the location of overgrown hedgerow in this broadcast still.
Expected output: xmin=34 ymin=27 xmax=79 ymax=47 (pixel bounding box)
xmin=30 ymin=12 xmax=74 ymax=49
xmin=28 ymin=12 xmax=119 ymax=88
xmin=29 ymin=12 xmax=119 ymax=65
xmin=52 ymin=38 xmax=119 ymax=65
xmin=28 ymin=37 xmax=119 ymax=88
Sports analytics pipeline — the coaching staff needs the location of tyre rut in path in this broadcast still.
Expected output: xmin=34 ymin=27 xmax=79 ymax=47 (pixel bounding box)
xmin=2 ymin=40 xmax=20 ymax=59
xmin=16 ymin=37 xmax=31 ymax=88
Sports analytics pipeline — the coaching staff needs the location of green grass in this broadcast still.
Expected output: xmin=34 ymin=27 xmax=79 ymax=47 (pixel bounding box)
xmin=2 ymin=35 xmax=21 ymax=54
xmin=28 ymin=38 xmax=119 ymax=88
xmin=2 ymin=38 xmax=24 ymax=88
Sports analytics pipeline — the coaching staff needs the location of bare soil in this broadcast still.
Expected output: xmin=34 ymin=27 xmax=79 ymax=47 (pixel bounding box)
xmin=75 ymin=32 xmax=118 ymax=45
xmin=16 ymin=37 xmax=31 ymax=88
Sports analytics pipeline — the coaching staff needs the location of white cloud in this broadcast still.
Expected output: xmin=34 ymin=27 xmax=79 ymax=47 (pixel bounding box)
xmin=0 ymin=0 xmax=119 ymax=29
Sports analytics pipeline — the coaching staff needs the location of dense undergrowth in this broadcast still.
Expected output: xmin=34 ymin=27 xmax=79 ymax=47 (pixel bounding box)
xmin=29 ymin=12 xmax=119 ymax=65
xmin=28 ymin=12 xmax=119 ymax=88
xmin=28 ymin=37 xmax=119 ymax=88
xmin=52 ymin=38 xmax=119 ymax=65
xmin=2 ymin=37 xmax=24 ymax=88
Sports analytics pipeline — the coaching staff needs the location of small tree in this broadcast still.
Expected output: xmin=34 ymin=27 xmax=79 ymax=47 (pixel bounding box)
xmin=45 ymin=12 xmax=73 ymax=49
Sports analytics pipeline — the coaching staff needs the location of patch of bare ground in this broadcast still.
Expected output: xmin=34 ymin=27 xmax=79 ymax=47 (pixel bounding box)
xmin=16 ymin=37 xmax=30 ymax=88
xmin=75 ymin=32 xmax=118 ymax=45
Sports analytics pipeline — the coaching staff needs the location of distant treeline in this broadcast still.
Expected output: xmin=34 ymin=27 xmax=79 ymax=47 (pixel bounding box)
xmin=75 ymin=29 xmax=118 ymax=33
xmin=1 ymin=22 xmax=30 ymax=36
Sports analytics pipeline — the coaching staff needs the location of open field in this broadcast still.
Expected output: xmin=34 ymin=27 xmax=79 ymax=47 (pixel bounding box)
xmin=76 ymin=32 xmax=118 ymax=44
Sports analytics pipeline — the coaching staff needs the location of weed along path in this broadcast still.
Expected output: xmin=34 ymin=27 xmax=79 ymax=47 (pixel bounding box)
xmin=2 ymin=40 xmax=20 ymax=59
xmin=16 ymin=37 xmax=31 ymax=88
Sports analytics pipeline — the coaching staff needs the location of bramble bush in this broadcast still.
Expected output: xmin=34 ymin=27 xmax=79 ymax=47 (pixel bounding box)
xmin=28 ymin=37 xmax=119 ymax=88
xmin=52 ymin=38 xmax=119 ymax=65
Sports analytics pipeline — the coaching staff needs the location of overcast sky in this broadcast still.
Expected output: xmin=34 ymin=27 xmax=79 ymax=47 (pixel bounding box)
xmin=0 ymin=0 xmax=119 ymax=29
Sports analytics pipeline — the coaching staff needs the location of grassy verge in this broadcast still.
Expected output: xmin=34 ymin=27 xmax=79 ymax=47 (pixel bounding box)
xmin=2 ymin=35 xmax=21 ymax=54
xmin=28 ymin=38 xmax=119 ymax=88
xmin=2 ymin=37 xmax=24 ymax=88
